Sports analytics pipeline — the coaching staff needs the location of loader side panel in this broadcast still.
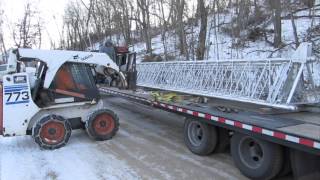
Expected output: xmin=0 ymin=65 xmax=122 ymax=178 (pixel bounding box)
xmin=2 ymin=73 xmax=40 ymax=136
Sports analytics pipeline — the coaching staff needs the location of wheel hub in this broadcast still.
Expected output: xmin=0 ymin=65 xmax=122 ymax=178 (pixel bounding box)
xmin=93 ymin=113 xmax=115 ymax=135
xmin=188 ymin=121 xmax=204 ymax=146
xmin=40 ymin=121 xmax=66 ymax=145
xmin=48 ymin=128 xmax=57 ymax=135
xmin=99 ymin=121 xmax=107 ymax=127
xmin=239 ymin=138 xmax=264 ymax=169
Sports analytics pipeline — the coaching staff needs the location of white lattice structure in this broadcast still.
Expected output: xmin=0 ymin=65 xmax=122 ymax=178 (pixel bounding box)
xmin=137 ymin=44 xmax=320 ymax=110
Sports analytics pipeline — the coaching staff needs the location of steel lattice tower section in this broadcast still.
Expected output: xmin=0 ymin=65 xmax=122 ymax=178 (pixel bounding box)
xmin=136 ymin=44 xmax=320 ymax=110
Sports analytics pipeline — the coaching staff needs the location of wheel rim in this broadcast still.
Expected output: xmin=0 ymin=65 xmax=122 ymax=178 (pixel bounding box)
xmin=187 ymin=121 xmax=204 ymax=147
xmin=239 ymin=137 xmax=264 ymax=169
xmin=93 ymin=113 xmax=115 ymax=135
xmin=40 ymin=121 xmax=66 ymax=145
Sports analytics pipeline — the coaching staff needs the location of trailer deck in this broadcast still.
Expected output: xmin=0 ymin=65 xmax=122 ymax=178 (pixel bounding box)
xmin=100 ymin=87 xmax=320 ymax=155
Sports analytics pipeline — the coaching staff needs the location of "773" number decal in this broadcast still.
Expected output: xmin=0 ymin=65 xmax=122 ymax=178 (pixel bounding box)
xmin=5 ymin=91 xmax=30 ymax=105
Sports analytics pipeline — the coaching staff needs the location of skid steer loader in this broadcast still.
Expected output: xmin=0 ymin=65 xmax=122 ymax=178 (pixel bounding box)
xmin=0 ymin=48 xmax=123 ymax=149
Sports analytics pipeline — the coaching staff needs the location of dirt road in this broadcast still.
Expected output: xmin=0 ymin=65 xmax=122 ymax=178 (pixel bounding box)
xmin=1 ymin=97 xmax=248 ymax=180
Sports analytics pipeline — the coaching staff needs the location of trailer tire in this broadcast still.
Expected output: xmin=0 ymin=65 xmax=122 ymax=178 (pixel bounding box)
xmin=184 ymin=118 xmax=217 ymax=156
xmin=86 ymin=109 xmax=119 ymax=141
xmin=290 ymin=149 xmax=320 ymax=180
xmin=231 ymin=133 xmax=283 ymax=180
xmin=32 ymin=115 xmax=72 ymax=150
xmin=276 ymin=148 xmax=292 ymax=178
xmin=214 ymin=128 xmax=230 ymax=153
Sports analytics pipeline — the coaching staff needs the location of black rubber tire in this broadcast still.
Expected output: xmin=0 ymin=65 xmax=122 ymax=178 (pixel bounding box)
xmin=276 ymin=148 xmax=292 ymax=178
xmin=231 ymin=133 xmax=283 ymax=180
xmin=32 ymin=114 xmax=72 ymax=150
xmin=214 ymin=128 xmax=230 ymax=153
xmin=290 ymin=149 xmax=320 ymax=180
xmin=85 ymin=109 xmax=119 ymax=141
xmin=184 ymin=118 xmax=218 ymax=156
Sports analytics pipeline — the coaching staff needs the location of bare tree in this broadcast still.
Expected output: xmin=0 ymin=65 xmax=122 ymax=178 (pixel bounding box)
xmin=157 ymin=0 xmax=174 ymax=60
xmin=63 ymin=1 xmax=88 ymax=50
xmin=0 ymin=3 xmax=6 ymax=55
xmin=174 ymin=0 xmax=189 ymax=60
xmin=136 ymin=0 xmax=152 ymax=54
xmin=80 ymin=0 xmax=94 ymax=48
xmin=270 ymin=0 xmax=282 ymax=48
xmin=196 ymin=0 xmax=208 ymax=60
xmin=290 ymin=6 xmax=299 ymax=48
xmin=59 ymin=0 xmax=317 ymax=62
xmin=12 ymin=3 xmax=42 ymax=48
xmin=119 ymin=0 xmax=133 ymax=45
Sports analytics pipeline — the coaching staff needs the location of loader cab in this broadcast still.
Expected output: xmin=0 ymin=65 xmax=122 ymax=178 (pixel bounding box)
xmin=21 ymin=59 xmax=100 ymax=107
xmin=49 ymin=62 xmax=100 ymax=101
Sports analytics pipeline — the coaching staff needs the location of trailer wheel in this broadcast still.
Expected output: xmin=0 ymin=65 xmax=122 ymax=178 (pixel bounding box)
xmin=214 ymin=128 xmax=230 ymax=153
xmin=86 ymin=109 xmax=119 ymax=141
xmin=276 ymin=148 xmax=292 ymax=178
xmin=231 ymin=133 xmax=283 ymax=180
xmin=184 ymin=118 xmax=217 ymax=155
xmin=290 ymin=149 xmax=320 ymax=180
xmin=32 ymin=115 xmax=72 ymax=150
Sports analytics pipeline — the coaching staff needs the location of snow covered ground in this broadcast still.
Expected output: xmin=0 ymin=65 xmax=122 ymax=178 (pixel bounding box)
xmin=0 ymin=97 xmax=248 ymax=180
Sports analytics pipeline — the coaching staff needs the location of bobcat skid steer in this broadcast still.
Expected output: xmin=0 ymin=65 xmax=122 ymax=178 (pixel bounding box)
xmin=0 ymin=48 xmax=122 ymax=149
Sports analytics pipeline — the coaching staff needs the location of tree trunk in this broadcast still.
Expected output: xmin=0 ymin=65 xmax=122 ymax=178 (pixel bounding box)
xmin=176 ymin=0 xmax=189 ymax=60
xmin=196 ymin=0 xmax=207 ymax=60
xmin=271 ymin=0 xmax=282 ymax=48
xmin=159 ymin=0 xmax=172 ymax=61
xmin=290 ymin=9 xmax=299 ymax=48
xmin=137 ymin=0 xmax=152 ymax=54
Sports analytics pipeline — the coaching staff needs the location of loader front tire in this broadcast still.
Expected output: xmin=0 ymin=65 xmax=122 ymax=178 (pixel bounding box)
xmin=32 ymin=115 xmax=72 ymax=150
xmin=85 ymin=109 xmax=119 ymax=141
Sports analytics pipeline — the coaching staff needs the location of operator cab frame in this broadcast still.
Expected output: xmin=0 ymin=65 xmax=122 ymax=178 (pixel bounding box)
xmin=95 ymin=45 xmax=137 ymax=89
xmin=17 ymin=55 xmax=100 ymax=107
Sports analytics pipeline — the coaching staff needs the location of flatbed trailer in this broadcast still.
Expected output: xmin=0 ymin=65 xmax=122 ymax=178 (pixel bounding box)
xmin=100 ymin=87 xmax=320 ymax=180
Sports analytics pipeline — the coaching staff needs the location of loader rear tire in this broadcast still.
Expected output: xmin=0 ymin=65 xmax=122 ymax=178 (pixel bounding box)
xmin=85 ymin=109 xmax=119 ymax=141
xmin=32 ymin=115 xmax=72 ymax=150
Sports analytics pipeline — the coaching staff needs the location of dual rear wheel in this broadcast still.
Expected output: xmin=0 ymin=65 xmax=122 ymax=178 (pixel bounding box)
xmin=231 ymin=133 xmax=283 ymax=180
xmin=184 ymin=118 xmax=284 ymax=180
xmin=32 ymin=109 xmax=119 ymax=150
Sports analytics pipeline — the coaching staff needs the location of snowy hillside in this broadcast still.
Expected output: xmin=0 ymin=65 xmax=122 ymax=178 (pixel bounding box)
xmin=132 ymin=8 xmax=320 ymax=63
